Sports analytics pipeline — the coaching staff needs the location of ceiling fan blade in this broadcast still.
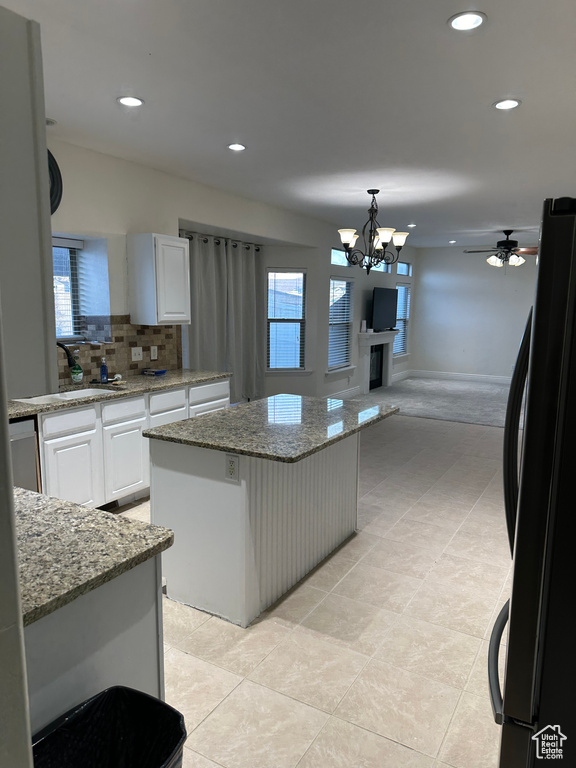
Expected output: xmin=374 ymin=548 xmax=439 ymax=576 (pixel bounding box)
xmin=517 ymin=247 xmax=538 ymax=255
xmin=463 ymin=249 xmax=499 ymax=254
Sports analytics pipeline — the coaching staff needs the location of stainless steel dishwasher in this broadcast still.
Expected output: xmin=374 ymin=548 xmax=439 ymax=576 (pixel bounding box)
xmin=9 ymin=418 xmax=40 ymax=492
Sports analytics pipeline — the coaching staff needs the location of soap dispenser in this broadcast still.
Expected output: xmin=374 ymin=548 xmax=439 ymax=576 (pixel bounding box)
xmin=71 ymin=349 xmax=84 ymax=384
xmin=100 ymin=356 xmax=108 ymax=383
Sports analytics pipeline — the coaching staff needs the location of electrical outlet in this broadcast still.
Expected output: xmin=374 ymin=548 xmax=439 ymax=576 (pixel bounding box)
xmin=131 ymin=346 xmax=143 ymax=361
xmin=225 ymin=454 xmax=240 ymax=482
xmin=150 ymin=345 xmax=158 ymax=361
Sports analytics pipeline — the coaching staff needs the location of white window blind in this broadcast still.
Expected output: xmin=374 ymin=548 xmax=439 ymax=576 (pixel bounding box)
xmin=53 ymin=243 xmax=82 ymax=338
xmin=394 ymin=282 xmax=411 ymax=355
xmin=328 ymin=278 xmax=354 ymax=369
xmin=267 ymin=271 xmax=306 ymax=369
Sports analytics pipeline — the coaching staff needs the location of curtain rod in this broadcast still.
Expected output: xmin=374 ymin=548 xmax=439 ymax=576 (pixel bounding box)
xmin=179 ymin=230 xmax=261 ymax=252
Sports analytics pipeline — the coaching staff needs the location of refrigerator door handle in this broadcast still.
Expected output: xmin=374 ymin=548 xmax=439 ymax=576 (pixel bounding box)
xmin=488 ymin=598 xmax=510 ymax=725
xmin=503 ymin=308 xmax=532 ymax=555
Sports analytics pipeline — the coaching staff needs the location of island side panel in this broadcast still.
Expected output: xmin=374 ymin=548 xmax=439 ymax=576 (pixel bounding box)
xmin=24 ymin=556 xmax=164 ymax=734
xmin=150 ymin=440 xmax=257 ymax=626
xmin=149 ymin=434 xmax=359 ymax=627
xmin=247 ymin=434 xmax=359 ymax=613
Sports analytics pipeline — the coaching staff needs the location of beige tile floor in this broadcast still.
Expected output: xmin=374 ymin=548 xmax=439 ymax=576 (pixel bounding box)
xmin=121 ymin=415 xmax=510 ymax=768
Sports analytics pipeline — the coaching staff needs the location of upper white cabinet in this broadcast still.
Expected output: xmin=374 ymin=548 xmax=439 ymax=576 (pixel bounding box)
xmin=128 ymin=233 xmax=191 ymax=325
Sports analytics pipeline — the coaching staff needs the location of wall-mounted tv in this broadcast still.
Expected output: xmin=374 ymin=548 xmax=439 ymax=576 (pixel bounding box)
xmin=371 ymin=287 xmax=398 ymax=331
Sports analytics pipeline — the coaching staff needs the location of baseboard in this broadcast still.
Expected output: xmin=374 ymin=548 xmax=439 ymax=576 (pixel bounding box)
xmin=409 ymin=370 xmax=512 ymax=385
xmin=391 ymin=369 xmax=413 ymax=383
xmin=331 ymin=385 xmax=361 ymax=399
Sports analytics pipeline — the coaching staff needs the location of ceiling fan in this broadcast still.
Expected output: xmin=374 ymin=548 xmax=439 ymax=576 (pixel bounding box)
xmin=464 ymin=230 xmax=538 ymax=267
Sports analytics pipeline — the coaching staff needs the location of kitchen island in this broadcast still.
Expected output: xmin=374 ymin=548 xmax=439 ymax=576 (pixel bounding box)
xmin=15 ymin=487 xmax=173 ymax=733
xmin=145 ymin=394 xmax=398 ymax=627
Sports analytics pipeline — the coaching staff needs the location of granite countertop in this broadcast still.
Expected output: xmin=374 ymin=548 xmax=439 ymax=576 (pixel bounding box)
xmin=7 ymin=369 xmax=230 ymax=419
xmin=14 ymin=487 xmax=173 ymax=626
xmin=144 ymin=393 xmax=399 ymax=463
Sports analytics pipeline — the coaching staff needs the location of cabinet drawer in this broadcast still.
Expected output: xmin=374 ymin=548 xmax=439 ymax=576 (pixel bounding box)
xmin=149 ymin=406 xmax=188 ymax=428
xmin=149 ymin=387 xmax=186 ymax=415
xmin=102 ymin=396 xmax=146 ymax=425
xmin=42 ymin=406 xmax=98 ymax=438
xmin=189 ymin=380 xmax=230 ymax=405
xmin=190 ymin=397 xmax=229 ymax=418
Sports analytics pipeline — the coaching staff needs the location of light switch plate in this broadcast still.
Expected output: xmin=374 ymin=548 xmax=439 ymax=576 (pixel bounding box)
xmin=150 ymin=345 xmax=158 ymax=360
xmin=131 ymin=346 xmax=143 ymax=361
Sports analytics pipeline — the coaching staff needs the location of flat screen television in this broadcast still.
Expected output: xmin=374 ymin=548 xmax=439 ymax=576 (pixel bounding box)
xmin=371 ymin=287 xmax=398 ymax=331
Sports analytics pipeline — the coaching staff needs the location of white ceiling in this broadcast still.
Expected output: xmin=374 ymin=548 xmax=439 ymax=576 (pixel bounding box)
xmin=5 ymin=0 xmax=576 ymax=246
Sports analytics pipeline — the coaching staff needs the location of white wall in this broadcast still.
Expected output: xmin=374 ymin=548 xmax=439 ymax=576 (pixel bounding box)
xmin=48 ymin=138 xmax=418 ymax=397
xmin=411 ymin=245 xmax=537 ymax=380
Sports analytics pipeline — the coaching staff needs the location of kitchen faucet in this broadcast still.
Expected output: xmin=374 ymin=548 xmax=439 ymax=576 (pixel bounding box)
xmin=57 ymin=341 xmax=76 ymax=368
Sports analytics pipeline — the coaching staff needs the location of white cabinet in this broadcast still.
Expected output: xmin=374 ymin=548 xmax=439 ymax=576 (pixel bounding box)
xmin=149 ymin=388 xmax=188 ymax=428
xmin=189 ymin=379 xmax=230 ymax=417
xmin=41 ymin=407 xmax=104 ymax=507
xmin=127 ymin=233 xmax=191 ymax=325
xmin=102 ymin=397 xmax=149 ymax=501
xmin=39 ymin=379 xmax=230 ymax=507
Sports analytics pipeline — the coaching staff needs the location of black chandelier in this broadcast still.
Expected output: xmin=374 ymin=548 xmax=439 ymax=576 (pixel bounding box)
xmin=338 ymin=189 xmax=409 ymax=274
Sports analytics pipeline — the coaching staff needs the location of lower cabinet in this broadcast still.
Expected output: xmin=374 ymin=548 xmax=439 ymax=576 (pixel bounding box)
xmin=42 ymin=407 xmax=105 ymax=507
xmin=102 ymin=397 xmax=149 ymax=501
xmin=39 ymin=379 xmax=230 ymax=507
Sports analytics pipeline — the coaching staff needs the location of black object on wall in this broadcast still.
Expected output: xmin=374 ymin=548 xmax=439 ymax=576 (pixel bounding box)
xmin=48 ymin=149 xmax=62 ymax=214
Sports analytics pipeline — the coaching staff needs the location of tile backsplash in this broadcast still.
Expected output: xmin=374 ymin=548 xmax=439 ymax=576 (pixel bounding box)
xmin=57 ymin=315 xmax=182 ymax=382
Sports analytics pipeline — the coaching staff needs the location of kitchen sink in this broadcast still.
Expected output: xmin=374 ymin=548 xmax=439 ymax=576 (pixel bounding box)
xmin=13 ymin=388 xmax=116 ymax=405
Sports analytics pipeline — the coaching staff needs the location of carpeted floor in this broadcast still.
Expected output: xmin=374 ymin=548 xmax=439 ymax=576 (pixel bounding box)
xmin=354 ymin=377 xmax=511 ymax=428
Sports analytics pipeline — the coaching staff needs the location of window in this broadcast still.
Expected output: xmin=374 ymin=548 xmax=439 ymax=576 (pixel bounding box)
xmin=328 ymin=278 xmax=354 ymax=369
xmin=397 ymin=261 xmax=412 ymax=277
xmin=394 ymin=283 xmax=411 ymax=355
xmin=371 ymin=262 xmax=392 ymax=273
xmin=53 ymin=236 xmax=111 ymax=340
xmin=267 ymin=271 xmax=306 ymax=369
xmin=331 ymin=248 xmax=349 ymax=267
xmin=53 ymin=239 xmax=82 ymax=337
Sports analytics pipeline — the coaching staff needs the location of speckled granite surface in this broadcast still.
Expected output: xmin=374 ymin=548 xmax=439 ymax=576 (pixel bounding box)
xmin=7 ymin=369 xmax=230 ymax=419
xmin=144 ymin=394 xmax=399 ymax=462
xmin=14 ymin=488 xmax=173 ymax=626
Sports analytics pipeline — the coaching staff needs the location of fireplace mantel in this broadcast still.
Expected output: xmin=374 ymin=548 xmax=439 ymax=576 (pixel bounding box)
xmin=357 ymin=330 xmax=399 ymax=393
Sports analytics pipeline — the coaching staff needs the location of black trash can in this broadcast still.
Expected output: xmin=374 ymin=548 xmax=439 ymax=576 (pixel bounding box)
xmin=32 ymin=686 xmax=186 ymax=768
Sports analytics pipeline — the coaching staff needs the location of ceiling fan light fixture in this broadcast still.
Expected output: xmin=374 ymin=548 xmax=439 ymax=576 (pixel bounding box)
xmin=448 ymin=11 xmax=486 ymax=31
xmin=487 ymin=255 xmax=504 ymax=267
xmin=493 ymin=99 xmax=521 ymax=111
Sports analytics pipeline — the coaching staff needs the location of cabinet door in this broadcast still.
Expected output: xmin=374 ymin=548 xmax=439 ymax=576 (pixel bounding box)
xmin=155 ymin=235 xmax=191 ymax=324
xmin=103 ymin=415 xmax=149 ymax=501
xmin=189 ymin=397 xmax=229 ymax=418
xmin=43 ymin=428 xmax=104 ymax=507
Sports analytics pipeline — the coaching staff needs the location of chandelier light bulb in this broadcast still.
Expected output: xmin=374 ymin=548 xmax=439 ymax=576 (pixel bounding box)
xmin=376 ymin=228 xmax=395 ymax=245
xmin=338 ymin=229 xmax=357 ymax=246
xmin=392 ymin=232 xmax=409 ymax=248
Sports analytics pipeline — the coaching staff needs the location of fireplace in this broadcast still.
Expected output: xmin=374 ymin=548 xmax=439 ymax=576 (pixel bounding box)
xmin=370 ymin=345 xmax=384 ymax=389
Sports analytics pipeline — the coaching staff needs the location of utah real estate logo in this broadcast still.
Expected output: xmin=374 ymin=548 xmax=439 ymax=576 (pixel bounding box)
xmin=532 ymin=725 xmax=567 ymax=760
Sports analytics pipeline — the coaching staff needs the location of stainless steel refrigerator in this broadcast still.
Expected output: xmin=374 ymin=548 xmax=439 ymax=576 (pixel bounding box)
xmin=489 ymin=196 xmax=576 ymax=766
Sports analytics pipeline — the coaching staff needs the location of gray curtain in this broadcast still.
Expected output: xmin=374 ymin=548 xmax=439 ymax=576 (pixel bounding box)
xmin=186 ymin=234 xmax=266 ymax=403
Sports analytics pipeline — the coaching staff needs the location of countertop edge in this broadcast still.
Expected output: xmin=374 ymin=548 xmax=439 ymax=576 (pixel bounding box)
xmin=22 ymin=530 xmax=174 ymax=626
xmin=144 ymin=406 xmax=400 ymax=463
xmin=8 ymin=370 xmax=231 ymax=419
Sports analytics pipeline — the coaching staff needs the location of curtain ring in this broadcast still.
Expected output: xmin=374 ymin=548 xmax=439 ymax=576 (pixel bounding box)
xmin=202 ymin=237 xmax=209 ymax=244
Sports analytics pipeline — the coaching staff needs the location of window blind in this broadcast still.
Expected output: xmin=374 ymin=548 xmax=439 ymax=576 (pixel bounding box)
xmin=267 ymin=271 xmax=306 ymax=369
xmin=53 ymin=245 xmax=81 ymax=337
xmin=328 ymin=278 xmax=353 ymax=369
xmin=394 ymin=282 xmax=411 ymax=355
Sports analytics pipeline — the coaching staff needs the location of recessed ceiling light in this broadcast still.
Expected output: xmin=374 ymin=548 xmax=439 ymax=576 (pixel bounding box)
xmin=448 ymin=11 xmax=486 ymax=31
xmin=228 ymin=143 xmax=246 ymax=152
xmin=449 ymin=240 xmax=457 ymax=244
xmin=493 ymin=99 xmax=521 ymax=110
xmin=407 ymin=223 xmax=417 ymax=228
xmin=117 ymin=96 xmax=144 ymax=107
